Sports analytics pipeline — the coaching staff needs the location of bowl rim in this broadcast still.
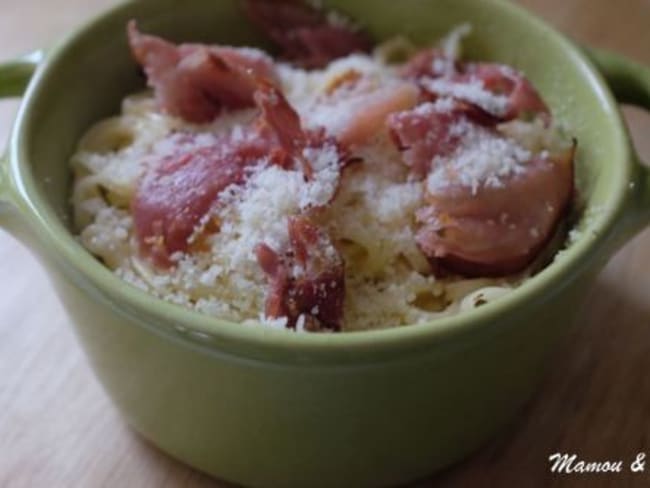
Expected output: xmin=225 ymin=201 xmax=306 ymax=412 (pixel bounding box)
xmin=6 ymin=0 xmax=634 ymax=361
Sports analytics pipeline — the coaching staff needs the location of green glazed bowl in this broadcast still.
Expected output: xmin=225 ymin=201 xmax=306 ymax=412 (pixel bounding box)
xmin=1 ymin=0 xmax=648 ymax=486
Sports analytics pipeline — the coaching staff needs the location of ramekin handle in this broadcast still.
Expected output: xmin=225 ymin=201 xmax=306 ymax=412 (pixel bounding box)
xmin=584 ymin=47 xmax=650 ymax=232
xmin=0 ymin=51 xmax=43 ymax=207
xmin=0 ymin=50 xmax=43 ymax=98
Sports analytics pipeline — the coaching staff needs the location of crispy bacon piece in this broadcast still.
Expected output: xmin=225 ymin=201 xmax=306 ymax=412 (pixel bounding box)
xmin=243 ymin=0 xmax=372 ymax=69
xmin=127 ymin=21 xmax=277 ymax=123
xmin=415 ymin=145 xmax=575 ymax=277
xmin=256 ymin=216 xmax=345 ymax=331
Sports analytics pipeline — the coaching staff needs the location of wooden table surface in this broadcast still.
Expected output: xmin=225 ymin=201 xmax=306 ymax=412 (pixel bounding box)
xmin=0 ymin=1 xmax=649 ymax=487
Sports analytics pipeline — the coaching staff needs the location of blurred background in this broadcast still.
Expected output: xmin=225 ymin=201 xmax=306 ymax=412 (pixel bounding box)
xmin=0 ymin=1 xmax=648 ymax=486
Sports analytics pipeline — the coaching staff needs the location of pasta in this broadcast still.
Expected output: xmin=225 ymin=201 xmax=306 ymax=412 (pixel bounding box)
xmin=71 ymin=26 xmax=571 ymax=332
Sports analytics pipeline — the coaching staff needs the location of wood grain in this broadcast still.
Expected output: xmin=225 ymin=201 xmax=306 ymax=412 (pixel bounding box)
xmin=0 ymin=1 xmax=648 ymax=487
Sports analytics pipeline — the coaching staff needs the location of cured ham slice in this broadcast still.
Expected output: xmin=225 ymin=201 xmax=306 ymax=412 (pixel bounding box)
xmin=387 ymin=98 xmax=495 ymax=179
xmin=254 ymin=80 xmax=315 ymax=177
xmin=401 ymin=47 xmax=549 ymax=122
xmin=256 ymin=216 xmax=345 ymax=331
xmin=133 ymin=83 xmax=347 ymax=267
xmin=307 ymin=69 xmax=419 ymax=147
xmin=133 ymin=131 xmax=278 ymax=267
xmin=255 ymin=80 xmax=352 ymax=183
xmin=255 ymin=80 xmax=308 ymax=153
xmin=389 ymin=97 xmax=574 ymax=277
xmin=72 ymin=18 xmax=582 ymax=333
xmin=335 ymin=82 xmax=419 ymax=147
xmin=458 ymin=63 xmax=550 ymax=121
xmin=128 ymin=21 xmax=276 ymax=123
xmin=415 ymin=145 xmax=574 ymax=277
xmin=400 ymin=48 xmax=460 ymax=80
xmin=243 ymin=0 xmax=372 ymax=68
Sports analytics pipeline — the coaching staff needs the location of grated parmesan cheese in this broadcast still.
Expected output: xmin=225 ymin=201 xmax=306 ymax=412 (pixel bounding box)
xmin=422 ymin=78 xmax=509 ymax=116
xmin=427 ymin=123 xmax=531 ymax=194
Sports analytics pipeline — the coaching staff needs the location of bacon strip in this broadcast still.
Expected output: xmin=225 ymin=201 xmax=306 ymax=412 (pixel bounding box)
xmin=256 ymin=216 xmax=345 ymax=331
xmin=127 ymin=21 xmax=277 ymax=123
xmin=243 ymin=0 xmax=372 ymax=69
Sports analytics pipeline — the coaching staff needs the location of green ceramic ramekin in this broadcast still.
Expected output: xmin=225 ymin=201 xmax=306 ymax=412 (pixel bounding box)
xmin=0 ymin=0 xmax=648 ymax=486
